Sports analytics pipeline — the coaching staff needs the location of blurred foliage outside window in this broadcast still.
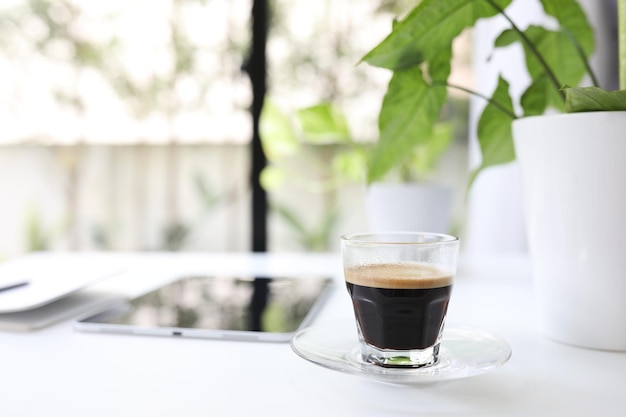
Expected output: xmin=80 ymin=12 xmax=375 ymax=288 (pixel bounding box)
xmin=0 ymin=0 xmax=471 ymax=256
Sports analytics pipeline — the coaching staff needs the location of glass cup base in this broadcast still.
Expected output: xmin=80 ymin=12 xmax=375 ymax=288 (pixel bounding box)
xmin=360 ymin=342 xmax=440 ymax=368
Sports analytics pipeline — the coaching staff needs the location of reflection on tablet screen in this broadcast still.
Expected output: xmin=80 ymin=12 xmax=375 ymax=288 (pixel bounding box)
xmin=80 ymin=275 xmax=332 ymax=334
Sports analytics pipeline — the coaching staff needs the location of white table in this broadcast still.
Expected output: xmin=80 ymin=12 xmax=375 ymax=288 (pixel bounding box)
xmin=0 ymin=252 xmax=624 ymax=417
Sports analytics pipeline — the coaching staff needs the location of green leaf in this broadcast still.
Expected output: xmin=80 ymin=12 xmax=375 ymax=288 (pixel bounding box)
xmin=496 ymin=26 xmax=588 ymax=111
xmin=563 ymin=86 xmax=626 ymax=112
xmin=367 ymin=64 xmax=448 ymax=184
xmin=362 ymin=0 xmax=512 ymax=70
xmin=259 ymin=166 xmax=286 ymax=191
xmin=427 ymin=41 xmax=453 ymax=82
xmin=259 ymin=100 xmax=299 ymax=160
xmin=469 ymin=76 xmax=516 ymax=186
xmin=520 ymin=77 xmax=549 ymax=116
xmin=539 ymin=0 xmax=594 ymax=55
xmin=296 ymin=103 xmax=350 ymax=144
xmin=409 ymin=122 xmax=454 ymax=178
xmin=333 ymin=148 xmax=367 ymax=182
xmin=527 ymin=27 xmax=587 ymax=87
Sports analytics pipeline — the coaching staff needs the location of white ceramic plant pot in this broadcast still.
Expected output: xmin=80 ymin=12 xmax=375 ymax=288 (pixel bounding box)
xmin=366 ymin=183 xmax=453 ymax=234
xmin=513 ymin=111 xmax=626 ymax=351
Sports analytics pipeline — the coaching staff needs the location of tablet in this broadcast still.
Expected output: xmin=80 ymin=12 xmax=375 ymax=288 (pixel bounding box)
xmin=73 ymin=274 xmax=334 ymax=342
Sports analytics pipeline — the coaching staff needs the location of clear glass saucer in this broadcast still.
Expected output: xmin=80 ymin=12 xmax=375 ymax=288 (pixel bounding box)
xmin=291 ymin=320 xmax=512 ymax=385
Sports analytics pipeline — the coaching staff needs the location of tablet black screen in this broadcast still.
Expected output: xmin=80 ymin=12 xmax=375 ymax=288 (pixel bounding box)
xmin=80 ymin=275 xmax=333 ymax=335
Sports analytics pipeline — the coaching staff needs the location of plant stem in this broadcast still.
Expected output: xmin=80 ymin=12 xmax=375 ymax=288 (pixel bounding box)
xmin=436 ymin=81 xmax=518 ymax=120
xmin=484 ymin=0 xmax=565 ymax=101
xmin=617 ymin=0 xmax=626 ymax=90
xmin=563 ymin=29 xmax=600 ymax=87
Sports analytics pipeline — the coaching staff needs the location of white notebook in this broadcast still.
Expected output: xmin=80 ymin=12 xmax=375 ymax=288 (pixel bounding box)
xmin=0 ymin=252 xmax=128 ymax=313
xmin=0 ymin=290 xmax=122 ymax=332
xmin=0 ymin=252 xmax=130 ymax=331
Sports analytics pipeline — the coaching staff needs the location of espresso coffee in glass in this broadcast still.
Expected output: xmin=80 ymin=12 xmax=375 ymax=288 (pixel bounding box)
xmin=341 ymin=232 xmax=460 ymax=368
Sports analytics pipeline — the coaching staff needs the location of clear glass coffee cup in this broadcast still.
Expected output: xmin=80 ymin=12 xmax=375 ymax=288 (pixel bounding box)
xmin=341 ymin=232 xmax=460 ymax=368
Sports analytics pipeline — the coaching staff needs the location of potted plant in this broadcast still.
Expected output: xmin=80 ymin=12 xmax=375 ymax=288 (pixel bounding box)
xmin=361 ymin=0 xmax=626 ymax=351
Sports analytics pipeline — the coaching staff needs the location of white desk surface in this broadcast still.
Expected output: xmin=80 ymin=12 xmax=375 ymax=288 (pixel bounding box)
xmin=0 ymin=252 xmax=624 ymax=417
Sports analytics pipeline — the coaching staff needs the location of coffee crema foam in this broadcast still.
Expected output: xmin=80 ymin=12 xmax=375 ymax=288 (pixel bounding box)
xmin=344 ymin=262 xmax=453 ymax=289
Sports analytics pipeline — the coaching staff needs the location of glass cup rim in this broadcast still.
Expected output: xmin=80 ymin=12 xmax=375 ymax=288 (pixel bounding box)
xmin=340 ymin=231 xmax=459 ymax=246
